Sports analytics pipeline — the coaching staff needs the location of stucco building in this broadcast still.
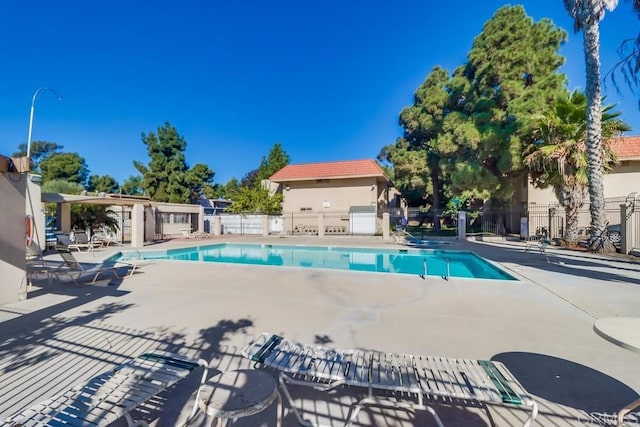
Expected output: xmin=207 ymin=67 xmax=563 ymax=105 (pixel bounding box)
xmin=268 ymin=159 xmax=404 ymax=235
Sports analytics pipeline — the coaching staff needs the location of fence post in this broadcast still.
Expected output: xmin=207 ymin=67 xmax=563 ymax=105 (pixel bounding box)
xmin=457 ymin=211 xmax=466 ymax=240
xmin=318 ymin=214 xmax=325 ymax=238
xmin=213 ymin=216 xmax=222 ymax=236
xmin=382 ymin=212 xmax=390 ymax=241
xmin=621 ymin=204 xmax=628 ymax=254
xmin=548 ymin=207 xmax=556 ymax=239
xmin=262 ymin=215 xmax=269 ymax=237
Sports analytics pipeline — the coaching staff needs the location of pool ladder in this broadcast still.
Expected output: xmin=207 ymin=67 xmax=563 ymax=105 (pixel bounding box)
xmin=420 ymin=257 xmax=450 ymax=281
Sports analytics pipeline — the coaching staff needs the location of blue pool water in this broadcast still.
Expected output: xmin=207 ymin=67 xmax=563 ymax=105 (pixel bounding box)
xmin=114 ymin=244 xmax=516 ymax=280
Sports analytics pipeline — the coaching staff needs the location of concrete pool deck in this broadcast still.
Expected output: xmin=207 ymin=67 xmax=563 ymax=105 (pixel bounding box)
xmin=1 ymin=235 xmax=639 ymax=426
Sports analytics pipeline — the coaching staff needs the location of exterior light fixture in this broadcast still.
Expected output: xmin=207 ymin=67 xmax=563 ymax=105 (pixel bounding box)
xmin=27 ymin=87 xmax=63 ymax=159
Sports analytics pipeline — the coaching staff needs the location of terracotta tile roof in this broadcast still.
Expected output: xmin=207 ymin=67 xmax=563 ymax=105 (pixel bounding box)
xmin=610 ymin=135 xmax=640 ymax=160
xmin=270 ymin=159 xmax=386 ymax=181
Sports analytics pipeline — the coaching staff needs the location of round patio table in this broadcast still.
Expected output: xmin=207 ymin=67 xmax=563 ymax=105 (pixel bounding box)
xmin=594 ymin=317 xmax=640 ymax=425
xmin=197 ymin=369 xmax=282 ymax=426
xmin=594 ymin=317 xmax=640 ymax=354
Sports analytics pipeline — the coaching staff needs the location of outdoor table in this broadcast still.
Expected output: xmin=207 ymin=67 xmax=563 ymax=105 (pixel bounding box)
xmin=594 ymin=317 xmax=640 ymax=354
xmin=594 ymin=317 xmax=640 ymax=425
xmin=197 ymin=368 xmax=282 ymax=426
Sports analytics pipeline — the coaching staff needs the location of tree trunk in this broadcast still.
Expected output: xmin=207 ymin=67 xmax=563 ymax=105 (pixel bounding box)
xmin=430 ymin=162 xmax=442 ymax=232
xmin=564 ymin=204 xmax=580 ymax=243
xmin=582 ymin=19 xmax=610 ymax=251
xmin=556 ymin=182 xmax=585 ymax=244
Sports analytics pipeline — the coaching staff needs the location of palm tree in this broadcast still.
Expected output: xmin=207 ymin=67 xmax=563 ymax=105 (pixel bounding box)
xmin=564 ymin=0 xmax=619 ymax=250
xmin=71 ymin=205 xmax=120 ymax=234
xmin=525 ymin=90 xmax=630 ymax=244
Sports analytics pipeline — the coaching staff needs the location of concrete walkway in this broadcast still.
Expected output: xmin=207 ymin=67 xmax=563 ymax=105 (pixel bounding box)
xmin=1 ymin=235 xmax=639 ymax=426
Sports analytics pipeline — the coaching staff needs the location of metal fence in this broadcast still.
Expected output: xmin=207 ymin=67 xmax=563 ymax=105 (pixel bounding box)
xmin=399 ymin=196 xmax=633 ymax=245
xmin=220 ymin=214 xmax=264 ymax=235
xmin=525 ymin=197 xmax=627 ymax=240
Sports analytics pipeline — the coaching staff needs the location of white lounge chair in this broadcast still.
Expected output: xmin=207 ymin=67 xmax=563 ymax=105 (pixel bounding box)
xmin=181 ymin=228 xmax=207 ymax=239
xmin=524 ymin=237 xmax=550 ymax=262
xmin=1 ymin=350 xmax=208 ymax=427
xmin=92 ymin=228 xmax=123 ymax=246
xmin=243 ymin=332 xmax=538 ymax=427
xmin=57 ymin=232 xmax=102 ymax=252
xmin=51 ymin=245 xmax=137 ymax=285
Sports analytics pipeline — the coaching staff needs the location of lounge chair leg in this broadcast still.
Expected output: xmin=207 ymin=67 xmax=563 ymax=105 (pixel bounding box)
xmin=523 ymin=400 xmax=539 ymax=427
xmin=182 ymin=359 xmax=210 ymax=427
xmin=617 ymin=397 xmax=640 ymax=427
xmin=124 ymin=413 xmax=149 ymax=426
xmin=278 ymin=374 xmax=314 ymax=427
xmin=344 ymin=400 xmax=365 ymax=427
xmin=344 ymin=396 xmax=443 ymax=427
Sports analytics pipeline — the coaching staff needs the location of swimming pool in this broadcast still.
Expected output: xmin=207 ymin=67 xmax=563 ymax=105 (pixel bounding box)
xmin=114 ymin=243 xmax=516 ymax=280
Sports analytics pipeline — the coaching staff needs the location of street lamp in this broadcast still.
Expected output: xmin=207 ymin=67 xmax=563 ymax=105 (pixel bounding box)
xmin=26 ymin=87 xmax=63 ymax=159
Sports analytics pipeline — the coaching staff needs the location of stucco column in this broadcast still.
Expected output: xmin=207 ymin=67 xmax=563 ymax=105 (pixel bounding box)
xmin=26 ymin=175 xmax=44 ymax=252
xmin=0 ymin=173 xmax=27 ymax=304
xmin=213 ymin=216 xmax=222 ymax=236
xmin=382 ymin=212 xmax=390 ymax=241
xmin=131 ymin=204 xmax=145 ymax=248
xmin=262 ymin=215 xmax=269 ymax=237
xmin=58 ymin=203 xmax=71 ymax=232
xmin=198 ymin=206 xmax=205 ymax=233
xmin=318 ymin=214 xmax=325 ymax=238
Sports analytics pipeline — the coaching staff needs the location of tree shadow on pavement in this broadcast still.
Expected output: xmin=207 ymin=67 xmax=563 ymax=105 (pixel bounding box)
xmin=493 ymin=352 xmax=639 ymax=414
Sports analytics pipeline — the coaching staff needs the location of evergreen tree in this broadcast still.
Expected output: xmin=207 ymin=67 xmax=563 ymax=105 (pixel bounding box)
xmin=134 ymin=122 xmax=214 ymax=203
xmin=256 ymin=142 xmax=290 ymax=184
xmin=241 ymin=142 xmax=291 ymax=188
xmin=39 ymin=152 xmax=89 ymax=185
xmin=396 ymin=66 xmax=453 ymax=229
xmin=121 ymin=175 xmax=144 ymax=195
xmin=87 ymin=174 xmax=120 ymax=194
xmin=13 ymin=141 xmax=63 ymax=172
xmin=442 ymin=5 xmax=568 ymax=206
xmin=377 ymin=138 xmax=430 ymax=207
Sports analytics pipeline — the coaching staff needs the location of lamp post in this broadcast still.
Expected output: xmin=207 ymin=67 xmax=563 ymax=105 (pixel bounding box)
xmin=26 ymin=87 xmax=63 ymax=159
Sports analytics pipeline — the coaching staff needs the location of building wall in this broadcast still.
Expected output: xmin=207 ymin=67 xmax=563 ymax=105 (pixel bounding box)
xmin=605 ymin=162 xmax=640 ymax=197
xmin=152 ymin=202 xmax=204 ymax=237
xmin=0 ymin=172 xmax=28 ymax=304
xmin=526 ymin=159 xmax=640 ymax=205
xmin=282 ymin=177 xmax=379 ymax=213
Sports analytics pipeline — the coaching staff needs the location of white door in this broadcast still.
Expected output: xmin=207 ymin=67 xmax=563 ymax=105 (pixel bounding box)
xmin=349 ymin=212 xmax=376 ymax=234
xmin=269 ymin=216 xmax=283 ymax=233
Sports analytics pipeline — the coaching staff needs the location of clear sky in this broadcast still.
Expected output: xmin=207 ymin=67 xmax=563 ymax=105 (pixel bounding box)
xmin=1 ymin=1 xmax=638 ymax=186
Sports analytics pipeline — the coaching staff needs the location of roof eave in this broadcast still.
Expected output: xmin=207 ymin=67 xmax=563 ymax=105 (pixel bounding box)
xmin=270 ymin=173 xmax=387 ymax=182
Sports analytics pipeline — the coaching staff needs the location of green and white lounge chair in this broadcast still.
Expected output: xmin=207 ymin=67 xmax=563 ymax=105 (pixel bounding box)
xmin=1 ymin=350 xmax=208 ymax=427
xmin=243 ymin=332 xmax=538 ymax=427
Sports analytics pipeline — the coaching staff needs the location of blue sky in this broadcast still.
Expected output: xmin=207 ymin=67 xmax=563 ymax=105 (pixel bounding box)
xmin=1 ymin=1 xmax=638 ymax=185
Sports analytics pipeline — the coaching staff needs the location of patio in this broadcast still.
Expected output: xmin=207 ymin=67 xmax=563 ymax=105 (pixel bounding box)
xmin=1 ymin=235 xmax=639 ymax=426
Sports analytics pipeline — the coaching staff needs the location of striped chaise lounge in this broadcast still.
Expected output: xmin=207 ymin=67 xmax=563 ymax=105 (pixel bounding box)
xmin=1 ymin=350 xmax=208 ymax=426
xmin=243 ymin=332 xmax=538 ymax=427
